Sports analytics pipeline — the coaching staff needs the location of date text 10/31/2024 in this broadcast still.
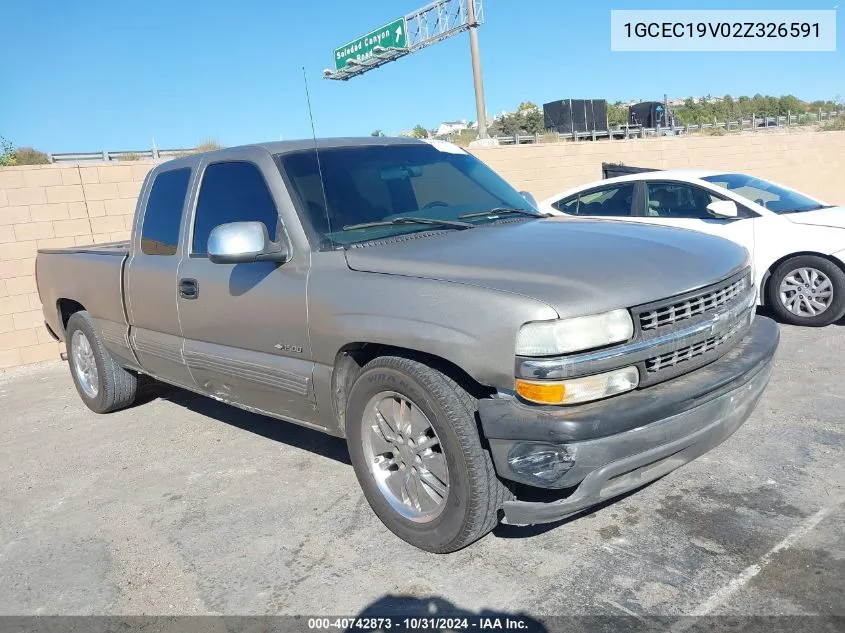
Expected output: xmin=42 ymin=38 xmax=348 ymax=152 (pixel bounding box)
xmin=307 ymin=616 xmax=533 ymax=630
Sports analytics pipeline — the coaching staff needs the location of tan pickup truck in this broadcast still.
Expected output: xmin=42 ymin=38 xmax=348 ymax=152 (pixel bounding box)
xmin=36 ymin=138 xmax=779 ymax=552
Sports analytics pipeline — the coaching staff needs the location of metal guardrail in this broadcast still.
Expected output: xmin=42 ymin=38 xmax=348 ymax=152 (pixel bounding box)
xmin=47 ymin=147 xmax=197 ymax=164
xmin=40 ymin=109 xmax=845 ymax=160
xmin=487 ymin=110 xmax=844 ymax=145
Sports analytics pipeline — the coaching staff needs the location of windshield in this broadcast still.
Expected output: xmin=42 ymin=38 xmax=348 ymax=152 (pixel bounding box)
xmin=277 ymin=143 xmax=538 ymax=248
xmin=701 ymin=173 xmax=828 ymax=214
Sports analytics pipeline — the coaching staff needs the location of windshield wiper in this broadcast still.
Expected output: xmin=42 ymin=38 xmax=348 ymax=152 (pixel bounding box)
xmin=342 ymin=217 xmax=474 ymax=231
xmin=782 ymin=204 xmax=835 ymax=213
xmin=458 ymin=207 xmax=542 ymax=219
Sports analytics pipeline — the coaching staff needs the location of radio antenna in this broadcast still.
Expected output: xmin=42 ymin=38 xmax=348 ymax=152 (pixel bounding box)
xmin=302 ymin=66 xmax=334 ymax=245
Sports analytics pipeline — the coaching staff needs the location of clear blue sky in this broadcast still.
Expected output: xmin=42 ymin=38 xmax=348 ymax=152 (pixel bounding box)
xmin=1 ymin=0 xmax=842 ymax=152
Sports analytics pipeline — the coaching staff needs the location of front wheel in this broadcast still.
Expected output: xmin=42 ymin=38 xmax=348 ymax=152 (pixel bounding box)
xmin=767 ymin=256 xmax=845 ymax=327
xmin=345 ymin=356 xmax=511 ymax=553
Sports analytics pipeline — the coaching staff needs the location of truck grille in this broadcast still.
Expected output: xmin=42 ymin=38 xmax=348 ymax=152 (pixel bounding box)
xmin=515 ymin=268 xmax=756 ymax=388
xmin=633 ymin=269 xmax=754 ymax=386
xmin=645 ymin=319 xmax=746 ymax=373
xmin=639 ymin=276 xmax=748 ymax=331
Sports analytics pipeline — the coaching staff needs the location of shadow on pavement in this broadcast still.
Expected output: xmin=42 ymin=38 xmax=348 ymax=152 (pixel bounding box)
xmin=756 ymin=305 xmax=845 ymax=327
xmin=347 ymin=594 xmax=548 ymax=632
xmin=133 ymin=380 xmax=660 ymax=540
xmin=139 ymin=381 xmax=351 ymax=465
xmin=492 ymin=480 xmax=658 ymax=539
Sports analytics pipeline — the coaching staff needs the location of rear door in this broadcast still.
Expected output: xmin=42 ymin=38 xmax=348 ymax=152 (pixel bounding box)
xmin=124 ymin=165 xmax=195 ymax=387
xmin=176 ymin=147 xmax=316 ymax=422
xmin=550 ymin=182 xmax=636 ymax=218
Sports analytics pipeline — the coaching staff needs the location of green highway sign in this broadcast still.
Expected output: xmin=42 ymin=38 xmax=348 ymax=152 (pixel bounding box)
xmin=334 ymin=17 xmax=408 ymax=71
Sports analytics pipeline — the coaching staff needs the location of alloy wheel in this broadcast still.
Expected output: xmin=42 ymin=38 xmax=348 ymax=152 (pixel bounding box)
xmin=361 ymin=391 xmax=449 ymax=523
xmin=71 ymin=329 xmax=99 ymax=398
xmin=778 ymin=267 xmax=833 ymax=318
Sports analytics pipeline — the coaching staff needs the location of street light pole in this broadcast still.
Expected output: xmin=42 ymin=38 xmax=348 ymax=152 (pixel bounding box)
xmin=467 ymin=0 xmax=488 ymax=139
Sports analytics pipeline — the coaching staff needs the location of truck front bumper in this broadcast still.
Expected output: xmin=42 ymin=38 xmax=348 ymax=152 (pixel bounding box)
xmin=478 ymin=316 xmax=779 ymax=526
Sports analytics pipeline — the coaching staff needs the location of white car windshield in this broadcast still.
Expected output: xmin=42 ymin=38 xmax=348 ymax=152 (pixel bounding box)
xmin=701 ymin=173 xmax=832 ymax=214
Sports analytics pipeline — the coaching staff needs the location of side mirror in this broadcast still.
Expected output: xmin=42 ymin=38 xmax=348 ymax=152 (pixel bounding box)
xmin=207 ymin=221 xmax=289 ymax=264
xmin=706 ymin=200 xmax=739 ymax=219
xmin=519 ymin=191 xmax=539 ymax=210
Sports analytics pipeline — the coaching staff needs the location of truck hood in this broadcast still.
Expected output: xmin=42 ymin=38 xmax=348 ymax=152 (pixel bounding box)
xmin=783 ymin=207 xmax=845 ymax=229
xmin=343 ymin=218 xmax=748 ymax=319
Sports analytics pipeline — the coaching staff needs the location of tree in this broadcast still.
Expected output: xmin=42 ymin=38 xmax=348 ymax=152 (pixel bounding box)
xmin=196 ymin=139 xmax=223 ymax=152
xmin=523 ymin=108 xmax=544 ymax=135
xmin=607 ymin=102 xmax=628 ymax=127
xmin=500 ymin=113 xmax=523 ymax=136
xmin=516 ymin=101 xmax=539 ymax=113
xmin=0 ymin=136 xmax=16 ymax=167
xmin=15 ymin=147 xmax=50 ymax=165
xmin=671 ymin=93 xmax=825 ymax=125
xmin=370 ymin=129 xmax=385 ymax=137
xmin=411 ymin=124 xmax=428 ymax=139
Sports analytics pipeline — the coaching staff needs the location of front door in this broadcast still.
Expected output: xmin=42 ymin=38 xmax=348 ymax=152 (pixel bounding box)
xmin=176 ymin=153 xmax=316 ymax=423
xmin=632 ymin=180 xmax=756 ymax=262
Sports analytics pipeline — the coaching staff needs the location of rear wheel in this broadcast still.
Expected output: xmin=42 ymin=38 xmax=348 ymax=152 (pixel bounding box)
xmin=66 ymin=311 xmax=138 ymax=413
xmin=346 ymin=356 xmax=511 ymax=553
xmin=767 ymin=255 xmax=845 ymax=326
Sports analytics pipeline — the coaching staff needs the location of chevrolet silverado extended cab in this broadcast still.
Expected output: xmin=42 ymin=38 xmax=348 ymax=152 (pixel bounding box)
xmin=36 ymin=138 xmax=779 ymax=552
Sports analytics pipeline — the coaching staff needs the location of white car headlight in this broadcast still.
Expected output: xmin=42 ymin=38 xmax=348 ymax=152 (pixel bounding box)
xmin=516 ymin=309 xmax=634 ymax=356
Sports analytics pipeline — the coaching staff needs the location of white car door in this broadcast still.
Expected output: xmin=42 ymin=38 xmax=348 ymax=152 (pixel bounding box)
xmin=550 ymin=181 xmax=638 ymax=220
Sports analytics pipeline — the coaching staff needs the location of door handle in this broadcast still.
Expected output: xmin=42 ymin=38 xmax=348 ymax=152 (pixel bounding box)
xmin=179 ymin=278 xmax=198 ymax=299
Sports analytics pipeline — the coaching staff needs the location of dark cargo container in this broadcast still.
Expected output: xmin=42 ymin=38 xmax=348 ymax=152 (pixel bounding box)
xmin=543 ymin=99 xmax=609 ymax=134
xmin=628 ymin=101 xmax=674 ymax=128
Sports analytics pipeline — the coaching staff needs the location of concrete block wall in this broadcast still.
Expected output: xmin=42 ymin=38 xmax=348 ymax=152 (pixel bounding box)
xmin=1 ymin=131 xmax=844 ymax=370
xmin=0 ymin=161 xmax=157 ymax=369
xmin=470 ymin=130 xmax=845 ymax=202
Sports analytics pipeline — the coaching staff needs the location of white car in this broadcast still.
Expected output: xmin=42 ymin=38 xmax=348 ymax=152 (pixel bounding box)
xmin=541 ymin=170 xmax=845 ymax=326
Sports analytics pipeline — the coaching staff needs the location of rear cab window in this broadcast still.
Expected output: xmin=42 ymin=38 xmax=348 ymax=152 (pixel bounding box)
xmin=140 ymin=168 xmax=191 ymax=255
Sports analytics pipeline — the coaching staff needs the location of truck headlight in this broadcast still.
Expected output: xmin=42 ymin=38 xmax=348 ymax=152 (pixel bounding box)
xmin=515 ymin=366 xmax=639 ymax=405
xmin=515 ymin=310 xmax=634 ymax=356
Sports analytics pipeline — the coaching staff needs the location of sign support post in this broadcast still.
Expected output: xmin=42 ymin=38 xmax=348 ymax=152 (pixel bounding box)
xmin=467 ymin=0 xmax=487 ymax=139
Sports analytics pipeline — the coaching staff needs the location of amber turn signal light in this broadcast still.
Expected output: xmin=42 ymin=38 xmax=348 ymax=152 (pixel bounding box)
xmin=515 ymin=379 xmax=566 ymax=404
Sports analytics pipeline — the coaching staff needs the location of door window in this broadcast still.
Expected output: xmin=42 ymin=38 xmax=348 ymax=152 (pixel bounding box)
xmin=646 ymin=182 xmax=720 ymax=219
xmin=552 ymin=183 xmax=635 ymax=217
xmin=192 ymin=161 xmax=280 ymax=255
xmin=140 ymin=168 xmax=191 ymax=255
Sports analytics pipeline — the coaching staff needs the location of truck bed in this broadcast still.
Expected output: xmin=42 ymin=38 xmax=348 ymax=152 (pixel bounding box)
xmin=37 ymin=240 xmax=130 ymax=256
xmin=36 ymin=243 xmax=130 ymax=346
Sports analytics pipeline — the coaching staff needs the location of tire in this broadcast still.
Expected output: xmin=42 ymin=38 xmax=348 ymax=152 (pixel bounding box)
xmin=66 ymin=311 xmax=138 ymax=413
xmin=346 ymin=356 xmax=511 ymax=553
xmin=767 ymin=255 xmax=845 ymax=327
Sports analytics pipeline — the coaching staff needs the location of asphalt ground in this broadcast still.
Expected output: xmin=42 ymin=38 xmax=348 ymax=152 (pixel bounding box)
xmin=0 ymin=316 xmax=842 ymax=629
